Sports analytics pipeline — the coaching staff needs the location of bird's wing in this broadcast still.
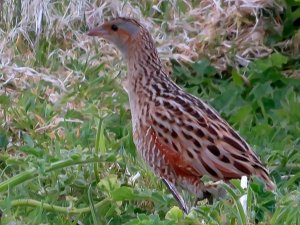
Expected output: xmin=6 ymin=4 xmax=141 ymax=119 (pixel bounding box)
xmin=149 ymin=91 xmax=274 ymax=190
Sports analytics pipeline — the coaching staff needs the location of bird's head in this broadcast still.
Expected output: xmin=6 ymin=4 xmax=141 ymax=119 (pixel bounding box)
xmin=87 ymin=17 xmax=145 ymax=57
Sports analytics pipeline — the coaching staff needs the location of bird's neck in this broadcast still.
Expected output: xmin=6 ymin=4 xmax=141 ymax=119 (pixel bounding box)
xmin=125 ymin=41 xmax=169 ymax=93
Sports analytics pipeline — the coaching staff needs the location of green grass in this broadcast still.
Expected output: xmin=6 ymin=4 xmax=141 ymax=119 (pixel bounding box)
xmin=1 ymin=0 xmax=300 ymax=224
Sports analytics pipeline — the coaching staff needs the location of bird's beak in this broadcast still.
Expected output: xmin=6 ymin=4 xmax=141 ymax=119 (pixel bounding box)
xmin=87 ymin=25 xmax=107 ymax=37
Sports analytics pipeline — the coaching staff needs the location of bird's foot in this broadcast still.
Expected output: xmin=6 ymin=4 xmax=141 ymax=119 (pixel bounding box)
xmin=194 ymin=182 xmax=227 ymax=206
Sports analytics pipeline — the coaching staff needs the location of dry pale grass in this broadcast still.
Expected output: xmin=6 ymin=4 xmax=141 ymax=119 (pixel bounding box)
xmin=0 ymin=0 xmax=289 ymax=125
xmin=0 ymin=0 xmax=281 ymax=77
xmin=0 ymin=0 xmax=293 ymax=100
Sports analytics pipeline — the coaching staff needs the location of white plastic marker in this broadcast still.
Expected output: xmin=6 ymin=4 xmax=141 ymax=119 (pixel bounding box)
xmin=129 ymin=172 xmax=141 ymax=185
xmin=239 ymin=176 xmax=248 ymax=214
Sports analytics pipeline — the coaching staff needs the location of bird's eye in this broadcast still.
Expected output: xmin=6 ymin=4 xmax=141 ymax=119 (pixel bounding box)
xmin=111 ymin=24 xmax=118 ymax=31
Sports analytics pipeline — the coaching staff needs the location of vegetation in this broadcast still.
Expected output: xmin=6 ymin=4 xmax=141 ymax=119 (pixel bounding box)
xmin=0 ymin=0 xmax=299 ymax=224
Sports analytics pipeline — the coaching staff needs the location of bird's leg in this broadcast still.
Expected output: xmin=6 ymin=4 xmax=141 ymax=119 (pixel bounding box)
xmin=194 ymin=191 xmax=213 ymax=206
xmin=162 ymin=178 xmax=189 ymax=214
xmin=194 ymin=182 xmax=227 ymax=206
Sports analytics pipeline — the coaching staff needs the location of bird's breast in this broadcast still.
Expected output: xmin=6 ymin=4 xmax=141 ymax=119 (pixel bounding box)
xmin=126 ymin=88 xmax=150 ymax=137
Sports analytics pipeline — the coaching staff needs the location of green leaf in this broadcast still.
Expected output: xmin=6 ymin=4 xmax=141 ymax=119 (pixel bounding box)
xmin=165 ymin=206 xmax=184 ymax=221
xmin=222 ymin=183 xmax=248 ymax=225
xmin=192 ymin=60 xmax=217 ymax=77
xmin=88 ymin=184 xmax=100 ymax=225
xmin=96 ymin=120 xmax=106 ymax=154
xmin=98 ymin=174 xmax=120 ymax=193
xmin=0 ymin=131 xmax=9 ymax=149
xmin=111 ymin=186 xmax=135 ymax=201
xmin=65 ymin=109 xmax=84 ymax=120
xmin=231 ymin=70 xmax=244 ymax=86
xmin=0 ymin=95 xmax=10 ymax=106
xmin=19 ymin=146 xmax=43 ymax=157
xmin=23 ymin=133 xmax=34 ymax=147
xmin=250 ymin=82 xmax=273 ymax=99
xmin=270 ymin=53 xmax=288 ymax=68
xmin=230 ymin=105 xmax=253 ymax=124
xmin=177 ymin=0 xmax=188 ymax=13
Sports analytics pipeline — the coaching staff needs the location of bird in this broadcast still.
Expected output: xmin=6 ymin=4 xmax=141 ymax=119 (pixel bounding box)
xmin=87 ymin=17 xmax=275 ymax=213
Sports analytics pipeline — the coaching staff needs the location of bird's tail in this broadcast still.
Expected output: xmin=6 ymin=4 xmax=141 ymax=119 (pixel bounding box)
xmin=255 ymin=167 xmax=276 ymax=191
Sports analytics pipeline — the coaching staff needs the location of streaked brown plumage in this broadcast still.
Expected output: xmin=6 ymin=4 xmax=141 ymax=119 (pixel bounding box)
xmin=88 ymin=17 xmax=275 ymax=212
